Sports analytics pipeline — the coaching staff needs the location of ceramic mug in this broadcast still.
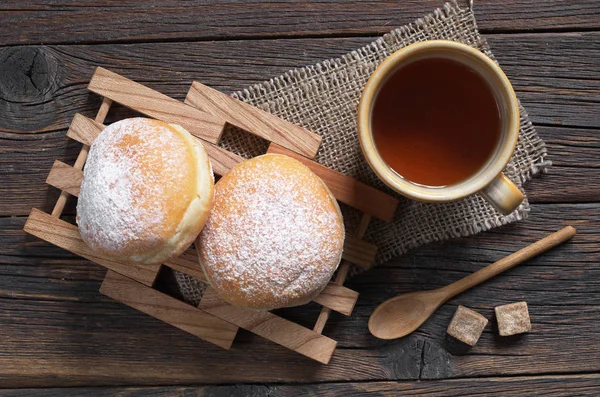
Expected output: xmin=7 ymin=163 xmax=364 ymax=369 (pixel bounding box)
xmin=357 ymin=40 xmax=524 ymax=215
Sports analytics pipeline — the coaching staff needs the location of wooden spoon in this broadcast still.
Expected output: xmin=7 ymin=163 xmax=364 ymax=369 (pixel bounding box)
xmin=369 ymin=226 xmax=576 ymax=340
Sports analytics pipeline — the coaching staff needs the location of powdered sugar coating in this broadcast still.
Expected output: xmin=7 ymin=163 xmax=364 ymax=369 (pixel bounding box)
xmin=197 ymin=154 xmax=345 ymax=310
xmin=76 ymin=118 xmax=197 ymax=263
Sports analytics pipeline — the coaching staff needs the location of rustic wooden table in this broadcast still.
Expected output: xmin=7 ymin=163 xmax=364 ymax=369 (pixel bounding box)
xmin=1 ymin=1 xmax=599 ymax=395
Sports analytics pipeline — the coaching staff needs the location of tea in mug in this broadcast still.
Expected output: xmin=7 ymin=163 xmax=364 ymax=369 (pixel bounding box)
xmin=371 ymin=57 xmax=501 ymax=187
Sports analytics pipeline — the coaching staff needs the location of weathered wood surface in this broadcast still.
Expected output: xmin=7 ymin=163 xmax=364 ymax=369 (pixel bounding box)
xmin=1 ymin=0 xmax=599 ymax=46
xmin=0 ymin=203 xmax=598 ymax=386
xmin=0 ymin=32 xmax=598 ymax=134
xmin=1 ymin=0 xmax=598 ymax=393
xmin=2 ymin=374 xmax=599 ymax=396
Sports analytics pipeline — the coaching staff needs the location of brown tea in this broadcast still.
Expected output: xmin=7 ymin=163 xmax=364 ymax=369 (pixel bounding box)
xmin=371 ymin=57 xmax=501 ymax=187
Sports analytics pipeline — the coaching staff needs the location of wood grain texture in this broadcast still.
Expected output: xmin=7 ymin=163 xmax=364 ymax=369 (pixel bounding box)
xmin=312 ymin=283 xmax=359 ymax=316
xmin=1 ymin=1 xmax=599 ymax=46
xmin=66 ymin=113 xmax=105 ymax=145
xmin=100 ymin=270 xmax=238 ymax=350
xmin=46 ymin=160 xmax=81 ymax=197
xmin=199 ymin=287 xmax=337 ymax=364
xmin=0 ymin=33 xmax=597 ymax=134
xmin=267 ymin=144 xmax=399 ymax=221
xmin=3 ymin=374 xmax=598 ymax=396
xmin=186 ymin=82 xmax=321 ymax=158
xmin=0 ymin=203 xmax=598 ymax=386
xmin=88 ymin=67 xmax=225 ymax=144
xmin=23 ymin=208 xmax=160 ymax=286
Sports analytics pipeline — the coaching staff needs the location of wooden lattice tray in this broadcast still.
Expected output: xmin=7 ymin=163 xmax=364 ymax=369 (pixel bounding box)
xmin=24 ymin=67 xmax=399 ymax=364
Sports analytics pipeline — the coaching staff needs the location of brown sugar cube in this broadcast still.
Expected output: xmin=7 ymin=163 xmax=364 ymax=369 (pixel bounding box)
xmin=495 ymin=302 xmax=531 ymax=336
xmin=447 ymin=305 xmax=488 ymax=346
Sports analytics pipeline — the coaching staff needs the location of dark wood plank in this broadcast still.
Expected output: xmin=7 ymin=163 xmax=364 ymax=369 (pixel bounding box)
xmin=524 ymin=125 xmax=600 ymax=203
xmin=0 ymin=203 xmax=598 ymax=386
xmin=487 ymin=33 xmax=600 ymax=128
xmin=1 ymin=1 xmax=599 ymax=46
xmin=0 ymin=32 xmax=598 ymax=135
xmin=2 ymin=374 xmax=598 ymax=396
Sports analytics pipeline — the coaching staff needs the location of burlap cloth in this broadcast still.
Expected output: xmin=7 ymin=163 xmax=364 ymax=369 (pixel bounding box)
xmin=175 ymin=1 xmax=551 ymax=305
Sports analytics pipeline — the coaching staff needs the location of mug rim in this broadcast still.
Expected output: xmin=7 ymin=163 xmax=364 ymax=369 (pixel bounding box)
xmin=357 ymin=40 xmax=520 ymax=202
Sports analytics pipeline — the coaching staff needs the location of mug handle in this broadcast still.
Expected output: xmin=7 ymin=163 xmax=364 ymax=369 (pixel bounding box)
xmin=480 ymin=173 xmax=524 ymax=215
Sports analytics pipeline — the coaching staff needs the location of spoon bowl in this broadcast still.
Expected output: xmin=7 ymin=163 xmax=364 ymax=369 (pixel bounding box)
xmin=368 ymin=289 xmax=447 ymax=339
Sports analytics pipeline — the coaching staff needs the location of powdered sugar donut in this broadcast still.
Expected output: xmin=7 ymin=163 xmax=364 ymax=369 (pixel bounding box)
xmin=76 ymin=117 xmax=214 ymax=265
xmin=196 ymin=154 xmax=345 ymax=310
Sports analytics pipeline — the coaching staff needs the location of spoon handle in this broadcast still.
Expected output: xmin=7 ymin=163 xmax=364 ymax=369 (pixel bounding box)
xmin=439 ymin=226 xmax=576 ymax=299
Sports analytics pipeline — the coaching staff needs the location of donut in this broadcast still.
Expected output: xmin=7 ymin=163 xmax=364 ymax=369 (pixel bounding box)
xmin=76 ymin=117 xmax=214 ymax=265
xmin=197 ymin=154 xmax=345 ymax=310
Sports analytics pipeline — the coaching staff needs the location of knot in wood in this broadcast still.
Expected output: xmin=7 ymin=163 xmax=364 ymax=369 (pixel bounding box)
xmin=0 ymin=47 xmax=57 ymax=103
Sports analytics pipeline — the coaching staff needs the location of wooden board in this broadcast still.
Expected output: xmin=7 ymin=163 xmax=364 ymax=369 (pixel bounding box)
xmin=100 ymin=271 xmax=238 ymax=350
xmin=1 ymin=33 xmax=598 ymax=136
xmin=199 ymin=287 xmax=337 ymax=364
xmin=23 ymin=208 xmax=160 ymax=287
xmin=87 ymin=68 xmax=225 ymax=144
xmin=186 ymin=82 xmax=321 ymax=158
xmin=4 ymin=120 xmax=594 ymax=218
xmin=2 ymin=1 xmax=599 ymax=46
xmin=3 ymin=374 xmax=598 ymax=396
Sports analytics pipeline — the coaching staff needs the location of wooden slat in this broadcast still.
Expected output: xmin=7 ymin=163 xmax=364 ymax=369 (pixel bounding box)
xmin=67 ymin=113 xmax=243 ymax=177
xmin=312 ymin=283 xmax=358 ymax=316
xmin=87 ymin=67 xmax=225 ymax=144
xmin=314 ymin=214 xmax=372 ymax=333
xmin=23 ymin=208 xmax=160 ymax=287
xmin=51 ymin=98 xmax=112 ymax=218
xmin=199 ymin=287 xmax=337 ymax=364
xmin=342 ymin=235 xmax=377 ymax=270
xmin=201 ymin=142 xmax=245 ymax=176
xmin=46 ymin=160 xmax=82 ymax=198
xmin=100 ymin=270 xmax=238 ymax=350
xmin=66 ymin=113 xmax=105 ymax=146
xmin=186 ymin=81 xmax=321 ymax=159
xmin=267 ymin=144 xmax=398 ymax=221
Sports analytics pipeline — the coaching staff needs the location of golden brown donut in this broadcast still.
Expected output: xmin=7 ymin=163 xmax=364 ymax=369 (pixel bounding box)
xmin=197 ymin=154 xmax=345 ymax=310
xmin=76 ymin=117 xmax=214 ymax=265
